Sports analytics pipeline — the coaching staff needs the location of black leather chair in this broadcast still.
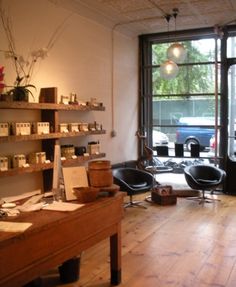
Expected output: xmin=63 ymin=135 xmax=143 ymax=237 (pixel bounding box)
xmin=112 ymin=167 xmax=155 ymax=208
xmin=184 ymin=164 xmax=226 ymax=204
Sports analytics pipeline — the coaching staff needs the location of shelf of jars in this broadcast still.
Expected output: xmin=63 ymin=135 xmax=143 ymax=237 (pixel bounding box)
xmin=0 ymin=130 xmax=106 ymax=143
xmin=0 ymin=101 xmax=105 ymax=111
xmin=0 ymin=153 xmax=106 ymax=178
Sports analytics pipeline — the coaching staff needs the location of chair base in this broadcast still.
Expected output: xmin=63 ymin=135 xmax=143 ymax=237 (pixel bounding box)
xmin=124 ymin=200 xmax=147 ymax=209
xmin=186 ymin=194 xmax=220 ymax=204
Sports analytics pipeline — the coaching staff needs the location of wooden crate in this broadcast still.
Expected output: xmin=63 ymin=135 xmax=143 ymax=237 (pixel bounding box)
xmin=151 ymin=185 xmax=177 ymax=205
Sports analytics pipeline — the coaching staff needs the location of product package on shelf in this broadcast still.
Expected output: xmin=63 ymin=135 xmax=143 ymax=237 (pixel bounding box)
xmin=75 ymin=146 xmax=86 ymax=156
xmin=61 ymin=145 xmax=75 ymax=159
xmin=12 ymin=154 xmax=26 ymax=168
xmin=59 ymin=123 xmax=69 ymax=133
xmin=0 ymin=156 xmax=8 ymax=171
xmin=60 ymin=95 xmax=70 ymax=105
xmin=88 ymin=121 xmax=101 ymax=131
xmin=0 ymin=123 xmax=9 ymax=136
xmin=68 ymin=123 xmax=79 ymax=132
xmin=28 ymin=152 xmax=46 ymax=164
xmin=12 ymin=123 xmax=31 ymax=136
xmin=88 ymin=141 xmax=100 ymax=155
xmin=32 ymin=122 xmax=50 ymax=135
xmin=79 ymin=123 xmax=89 ymax=132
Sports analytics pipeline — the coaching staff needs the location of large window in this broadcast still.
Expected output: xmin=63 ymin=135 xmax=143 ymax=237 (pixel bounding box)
xmin=227 ymin=36 xmax=236 ymax=159
xmin=139 ymin=29 xmax=222 ymax=159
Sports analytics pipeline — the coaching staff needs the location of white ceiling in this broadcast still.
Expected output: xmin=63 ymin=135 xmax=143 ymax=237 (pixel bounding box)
xmin=49 ymin=0 xmax=236 ymax=36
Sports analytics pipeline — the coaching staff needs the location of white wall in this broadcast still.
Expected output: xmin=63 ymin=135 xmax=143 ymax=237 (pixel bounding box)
xmin=0 ymin=0 xmax=138 ymax=196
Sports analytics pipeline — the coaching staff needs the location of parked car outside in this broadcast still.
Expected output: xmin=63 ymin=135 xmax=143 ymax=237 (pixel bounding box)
xmin=208 ymin=134 xmax=236 ymax=158
xmin=152 ymin=130 xmax=169 ymax=146
xmin=176 ymin=117 xmax=215 ymax=151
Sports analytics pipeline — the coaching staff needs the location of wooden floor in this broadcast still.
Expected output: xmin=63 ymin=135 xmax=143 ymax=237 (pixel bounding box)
xmin=42 ymin=191 xmax=236 ymax=287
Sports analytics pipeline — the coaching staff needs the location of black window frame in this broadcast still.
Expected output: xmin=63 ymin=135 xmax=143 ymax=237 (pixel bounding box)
xmin=139 ymin=25 xmax=236 ymax=168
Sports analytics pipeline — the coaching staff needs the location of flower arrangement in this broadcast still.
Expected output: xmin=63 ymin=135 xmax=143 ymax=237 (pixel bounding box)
xmin=0 ymin=0 xmax=71 ymax=101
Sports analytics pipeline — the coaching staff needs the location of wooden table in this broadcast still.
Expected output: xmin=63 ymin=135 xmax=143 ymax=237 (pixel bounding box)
xmin=0 ymin=192 xmax=124 ymax=287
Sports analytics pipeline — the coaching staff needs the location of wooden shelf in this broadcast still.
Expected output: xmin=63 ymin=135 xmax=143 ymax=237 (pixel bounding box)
xmin=0 ymin=101 xmax=105 ymax=111
xmin=0 ymin=89 xmax=106 ymax=189
xmin=0 ymin=162 xmax=53 ymax=178
xmin=61 ymin=153 xmax=106 ymax=167
xmin=0 ymin=153 xmax=106 ymax=178
xmin=0 ymin=130 xmax=106 ymax=143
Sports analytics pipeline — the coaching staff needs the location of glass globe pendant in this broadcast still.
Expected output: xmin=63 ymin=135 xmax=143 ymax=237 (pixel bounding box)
xmin=167 ymin=42 xmax=186 ymax=63
xmin=160 ymin=60 xmax=179 ymax=80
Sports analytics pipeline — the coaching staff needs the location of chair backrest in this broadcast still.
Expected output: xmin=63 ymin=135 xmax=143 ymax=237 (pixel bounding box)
xmin=184 ymin=164 xmax=226 ymax=190
xmin=187 ymin=165 xmax=223 ymax=181
xmin=113 ymin=167 xmax=152 ymax=183
xmin=112 ymin=167 xmax=154 ymax=193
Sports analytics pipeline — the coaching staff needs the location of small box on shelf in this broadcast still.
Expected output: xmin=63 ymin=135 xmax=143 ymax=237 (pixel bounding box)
xmin=88 ymin=142 xmax=100 ymax=155
xmin=12 ymin=154 xmax=26 ymax=168
xmin=28 ymin=152 xmax=46 ymax=164
xmin=32 ymin=122 xmax=50 ymax=135
xmin=68 ymin=123 xmax=79 ymax=132
xmin=59 ymin=123 xmax=69 ymax=133
xmin=39 ymin=87 xmax=58 ymax=103
xmin=61 ymin=145 xmax=75 ymax=159
xmin=79 ymin=123 xmax=89 ymax=132
xmin=12 ymin=123 xmax=31 ymax=136
xmin=0 ymin=156 xmax=8 ymax=171
xmin=0 ymin=123 xmax=9 ymax=137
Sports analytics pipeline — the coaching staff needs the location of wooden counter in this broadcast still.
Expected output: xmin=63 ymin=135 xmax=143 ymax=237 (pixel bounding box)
xmin=0 ymin=192 xmax=124 ymax=287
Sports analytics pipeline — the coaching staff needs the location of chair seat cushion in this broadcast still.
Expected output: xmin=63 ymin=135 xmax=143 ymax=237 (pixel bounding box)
xmin=130 ymin=182 xmax=147 ymax=188
xmin=197 ymin=179 xmax=219 ymax=184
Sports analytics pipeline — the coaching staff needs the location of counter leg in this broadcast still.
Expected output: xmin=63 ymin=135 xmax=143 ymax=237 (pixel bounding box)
xmin=110 ymin=223 xmax=121 ymax=285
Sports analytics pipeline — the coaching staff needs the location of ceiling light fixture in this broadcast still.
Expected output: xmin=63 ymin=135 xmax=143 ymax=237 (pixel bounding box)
xmin=160 ymin=14 xmax=179 ymax=79
xmin=167 ymin=8 xmax=186 ymax=63
xmin=160 ymin=59 xmax=179 ymax=79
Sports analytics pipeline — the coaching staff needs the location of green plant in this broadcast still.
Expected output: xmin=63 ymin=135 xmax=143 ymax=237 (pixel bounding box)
xmin=7 ymin=84 xmax=36 ymax=101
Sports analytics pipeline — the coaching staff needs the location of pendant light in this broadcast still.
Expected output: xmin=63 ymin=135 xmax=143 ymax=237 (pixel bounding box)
xmin=167 ymin=8 xmax=186 ymax=63
xmin=160 ymin=60 xmax=179 ymax=79
xmin=160 ymin=14 xmax=179 ymax=79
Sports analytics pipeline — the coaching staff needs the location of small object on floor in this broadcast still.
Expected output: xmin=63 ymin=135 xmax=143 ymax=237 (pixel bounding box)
xmin=59 ymin=257 xmax=80 ymax=283
xmin=147 ymin=185 xmax=177 ymax=205
xmin=23 ymin=277 xmax=42 ymax=287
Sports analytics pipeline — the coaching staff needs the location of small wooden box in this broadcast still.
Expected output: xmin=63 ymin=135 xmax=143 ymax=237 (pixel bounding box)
xmin=151 ymin=185 xmax=177 ymax=205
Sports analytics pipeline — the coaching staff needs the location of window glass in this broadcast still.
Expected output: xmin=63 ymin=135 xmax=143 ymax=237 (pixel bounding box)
xmin=228 ymin=64 xmax=236 ymax=158
xmin=142 ymin=35 xmax=221 ymax=157
xmin=152 ymin=38 xmax=217 ymax=65
xmin=152 ymin=64 xmax=216 ymax=95
xmin=152 ymin=97 xmax=219 ymax=126
xmin=227 ymin=36 xmax=236 ymax=58
xmin=152 ymin=126 xmax=218 ymax=158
